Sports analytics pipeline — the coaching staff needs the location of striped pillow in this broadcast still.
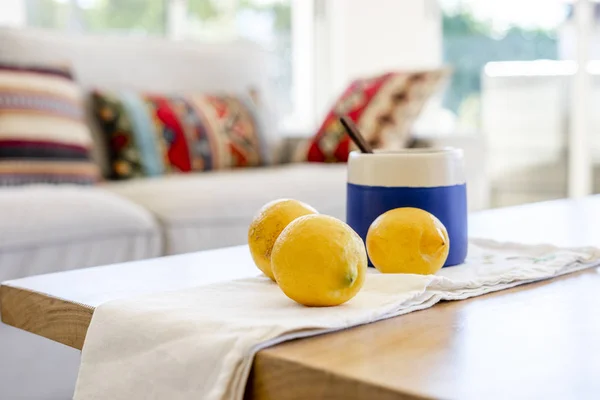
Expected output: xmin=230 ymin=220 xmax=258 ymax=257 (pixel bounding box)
xmin=0 ymin=64 xmax=99 ymax=185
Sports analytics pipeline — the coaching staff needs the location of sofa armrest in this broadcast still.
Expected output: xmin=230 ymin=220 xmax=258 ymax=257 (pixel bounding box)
xmin=411 ymin=133 xmax=490 ymax=211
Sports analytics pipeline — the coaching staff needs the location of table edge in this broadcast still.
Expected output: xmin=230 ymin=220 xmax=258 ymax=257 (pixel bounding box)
xmin=0 ymin=283 xmax=93 ymax=350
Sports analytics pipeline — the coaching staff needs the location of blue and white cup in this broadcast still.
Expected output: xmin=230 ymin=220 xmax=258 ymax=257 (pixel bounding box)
xmin=346 ymin=148 xmax=468 ymax=267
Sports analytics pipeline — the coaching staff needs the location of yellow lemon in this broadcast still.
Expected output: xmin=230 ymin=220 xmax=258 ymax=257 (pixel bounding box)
xmin=271 ymin=214 xmax=367 ymax=307
xmin=248 ymin=199 xmax=317 ymax=281
xmin=366 ymin=207 xmax=449 ymax=275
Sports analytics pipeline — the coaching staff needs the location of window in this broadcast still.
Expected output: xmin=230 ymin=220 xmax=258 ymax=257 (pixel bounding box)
xmin=441 ymin=0 xmax=565 ymax=131
xmin=441 ymin=0 xmax=597 ymax=207
xmin=26 ymin=0 xmax=167 ymax=34
xmin=18 ymin=0 xmax=314 ymax=133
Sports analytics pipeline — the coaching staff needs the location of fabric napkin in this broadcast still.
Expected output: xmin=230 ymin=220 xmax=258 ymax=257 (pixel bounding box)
xmin=74 ymin=239 xmax=600 ymax=400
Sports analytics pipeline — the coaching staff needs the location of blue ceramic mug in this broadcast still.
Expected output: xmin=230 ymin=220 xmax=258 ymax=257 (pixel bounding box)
xmin=346 ymin=148 xmax=468 ymax=267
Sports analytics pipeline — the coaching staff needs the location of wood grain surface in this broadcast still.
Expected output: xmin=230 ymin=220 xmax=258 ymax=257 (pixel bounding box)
xmin=2 ymin=196 xmax=600 ymax=399
xmin=0 ymin=285 xmax=92 ymax=350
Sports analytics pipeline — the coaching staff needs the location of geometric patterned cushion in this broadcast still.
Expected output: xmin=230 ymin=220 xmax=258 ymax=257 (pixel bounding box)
xmin=0 ymin=63 xmax=100 ymax=185
xmin=91 ymin=90 xmax=268 ymax=180
xmin=305 ymin=69 xmax=450 ymax=162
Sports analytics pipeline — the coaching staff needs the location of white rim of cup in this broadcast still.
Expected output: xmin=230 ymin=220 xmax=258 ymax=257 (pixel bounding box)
xmin=347 ymin=147 xmax=466 ymax=188
xmin=349 ymin=147 xmax=463 ymax=157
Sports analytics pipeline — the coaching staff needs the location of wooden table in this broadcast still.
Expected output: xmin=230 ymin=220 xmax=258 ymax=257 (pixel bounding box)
xmin=2 ymin=197 xmax=600 ymax=399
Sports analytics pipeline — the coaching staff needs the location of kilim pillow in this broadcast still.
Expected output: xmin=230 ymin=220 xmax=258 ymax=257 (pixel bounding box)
xmin=0 ymin=64 xmax=100 ymax=185
xmin=91 ymin=91 xmax=268 ymax=180
xmin=304 ymin=69 xmax=450 ymax=163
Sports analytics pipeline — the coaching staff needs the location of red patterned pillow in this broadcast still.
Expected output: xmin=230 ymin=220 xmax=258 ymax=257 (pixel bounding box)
xmin=91 ymin=91 xmax=268 ymax=180
xmin=188 ymin=94 xmax=267 ymax=168
xmin=305 ymin=69 xmax=449 ymax=162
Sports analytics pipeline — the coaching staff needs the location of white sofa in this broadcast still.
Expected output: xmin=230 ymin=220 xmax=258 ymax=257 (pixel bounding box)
xmin=0 ymin=27 xmax=486 ymax=399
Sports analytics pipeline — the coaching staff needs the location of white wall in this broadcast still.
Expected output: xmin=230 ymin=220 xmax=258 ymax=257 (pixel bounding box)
xmin=0 ymin=0 xmax=26 ymax=27
xmin=315 ymin=0 xmax=442 ymax=114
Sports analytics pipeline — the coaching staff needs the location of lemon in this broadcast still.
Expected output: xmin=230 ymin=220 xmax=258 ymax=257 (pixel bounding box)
xmin=366 ymin=207 xmax=449 ymax=275
xmin=271 ymin=214 xmax=367 ymax=307
xmin=248 ymin=199 xmax=317 ymax=281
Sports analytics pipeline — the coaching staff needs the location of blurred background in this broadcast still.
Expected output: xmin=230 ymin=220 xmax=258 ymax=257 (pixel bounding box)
xmin=2 ymin=0 xmax=600 ymax=209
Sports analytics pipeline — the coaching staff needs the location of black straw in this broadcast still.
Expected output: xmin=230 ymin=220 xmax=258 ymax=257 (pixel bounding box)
xmin=340 ymin=115 xmax=374 ymax=154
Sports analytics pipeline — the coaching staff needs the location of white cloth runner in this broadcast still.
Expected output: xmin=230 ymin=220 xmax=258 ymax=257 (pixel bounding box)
xmin=74 ymin=239 xmax=600 ymax=400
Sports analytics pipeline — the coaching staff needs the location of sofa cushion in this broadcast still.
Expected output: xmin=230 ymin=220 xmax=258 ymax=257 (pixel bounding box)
xmin=0 ymin=63 xmax=100 ymax=185
xmin=103 ymin=164 xmax=347 ymax=255
xmin=91 ymin=90 xmax=269 ymax=180
xmin=303 ymin=69 xmax=449 ymax=162
xmin=0 ymin=185 xmax=161 ymax=281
